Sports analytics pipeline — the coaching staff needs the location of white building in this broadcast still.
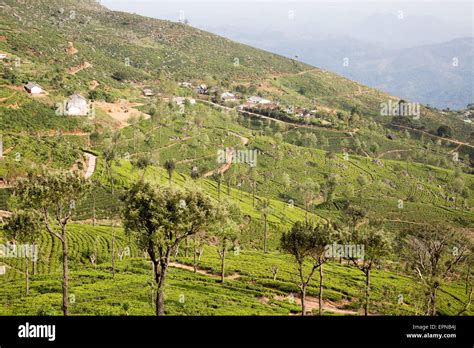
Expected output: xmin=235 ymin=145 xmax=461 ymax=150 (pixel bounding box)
xmin=179 ymin=82 xmax=193 ymax=88
xmin=248 ymin=96 xmax=271 ymax=105
xmin=221 ymin=92 xmax=238 ymax=102
xmin=24 ymin=82 xmax=43 ymax=94
xmin=173 ymin=97 xmax=196 ymax=106
xmin=142 ymin=88 xmax=155 ymax=97
xmin=66 ymin=94 xmax=89 ymax=116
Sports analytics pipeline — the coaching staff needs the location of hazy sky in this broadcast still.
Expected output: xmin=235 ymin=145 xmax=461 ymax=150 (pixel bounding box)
xmin=100 ymin=0 xmax=472 ymax=48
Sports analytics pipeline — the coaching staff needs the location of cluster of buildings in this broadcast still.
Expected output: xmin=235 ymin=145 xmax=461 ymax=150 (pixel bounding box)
xmin=21 ymin=77 xmax=319 ymax=120
xmin=177 ymin=80 xmax=320 ymax=119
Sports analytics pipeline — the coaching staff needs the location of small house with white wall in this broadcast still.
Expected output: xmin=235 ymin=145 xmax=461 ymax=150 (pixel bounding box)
xmin=24 ymin=82 xmax=43 ymax=94
xmin=66 ymin=94 xmax=88 ymax=116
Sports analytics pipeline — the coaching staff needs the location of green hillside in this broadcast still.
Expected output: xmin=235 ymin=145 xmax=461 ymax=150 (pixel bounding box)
xmin=0 ymin=0 xmax=472 ymax=317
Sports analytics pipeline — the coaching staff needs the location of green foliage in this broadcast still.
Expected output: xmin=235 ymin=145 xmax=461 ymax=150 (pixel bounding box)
xmin=3 ymin=210 xmax=41 ymax=244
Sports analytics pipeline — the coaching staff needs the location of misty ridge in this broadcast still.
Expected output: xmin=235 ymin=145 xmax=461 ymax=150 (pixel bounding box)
xmin=103 ymin=0 xmax=473 ymax=110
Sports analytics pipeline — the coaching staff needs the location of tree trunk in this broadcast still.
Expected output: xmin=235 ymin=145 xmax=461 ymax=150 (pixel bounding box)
xmin=109 ymin=166 xmax=115 ymax=195
xmin=185 ymin=238 xmax=189 ymax=258
xmin=300 ymin=286 xmax=307 ymax=316
xmin=61 ymin=236 xmax=69 ymax=316
xmin=466 ymin=265 xmax=471 ymax=295
xmin=364 ymin=269 xmax=370 ymax=316
xmin=220 ymin=247 xmax=226 ymax=283
xmin=305 ymin=204 xmax=308 ymax=225
xmin=193 ymin=239 xmax=197 ymax=273
xmin=112 ymin=228 xmax=116 ymax=278
xmin=319 ymin=264 xmax=323 ymax=316
xmin=263 ymin=216 xmax=268 ymax=254
xmin=252 ymin=184 xmax=256 ymax=207
xmin=32 ymin=243 xmax=37 ymax=275
xmin=430 ymin=286 xmax=438 ymax=316
xmin=25 ymin=249 xmax=29 ymax=295
xmin=154 ymin=262 xmax=167 ymax=316
xmin=92 ymin=193 xmax=96 ymax=227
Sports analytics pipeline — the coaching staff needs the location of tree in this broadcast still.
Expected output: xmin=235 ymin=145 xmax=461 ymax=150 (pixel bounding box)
xmin=192 ymin=230 xmax=207 ymax=273
xmin=213 ymin=202 xmax=241 ymax=283
xmin=324 ymin=151 xmax=336 ymax=165
xmin=404 ymin=225 xmax=471 ymax=315
xmin=248 ymin=168 xmax=259 ymax=207
xmin=13 ymin=172 xmax=91 ymax=315
xmin=343 ymin=184 xmax=355 ymax=203
xmin=212 ymin=171 xmax=224 ymax=201
xmin=112 ymin=71 xmax=127 ymax=81
xmin=322 ymin=174 xmax=338 ymax=203
xmin=342 ymin=204 xmax=367 ymax=234
xmin=121 ymin=182 xmax=218 ymax=315
xmin=235 ymin=168 xmax=247 ymax=201
xmin=102 ymin=146 xmax=116 ymax=193
xmin=3 ymin=67 xmax=20 ymax=84
xmin=257 ymin=198 xmax=272 ymax=253
xmin=164 ymin=159 xmax=176 ymax=184
xmin=281 ymin=172 xmax=292 ymax=191
xmin=224 ymin=170 xmax=235 ymax=197
xmin=450 ymin=177 xmax=465 ymax=209
xmin=3 ymin=210 xmax=42 ymax=295
xmin=437 ymin=125 xmax=453 ymax=138
xmin=299 ymin=179 xmax=319 ymax=224
xmin=348 ymin=222 xmax=391 ymax=316
xmin=190 ymin=166 xmax=200 ymax=181
xmin=280 ymin=222 xmax=332 ymax=316
xmin=133 ymin=155 xmax=152 ymax=179
xmin=457 ymin=246 xmax=474 ymax=315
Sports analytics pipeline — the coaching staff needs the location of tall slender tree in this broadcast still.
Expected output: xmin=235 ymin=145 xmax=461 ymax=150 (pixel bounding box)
xmin=164 ymin=159 xmax=176 ymax=185
xmin=257 ymin=198 xmax=273 ymax=253
xmin=3 ymin=210 xmax=41 ymax=295
xmin=349 ymin=222 xmax=391 ymax=316
xmin=14 ymin=172 xmax=91 ymax=315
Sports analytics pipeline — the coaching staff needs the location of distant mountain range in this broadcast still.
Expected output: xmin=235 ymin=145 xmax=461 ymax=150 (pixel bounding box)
xmin=194 ymin=12 xmax=473 ymax=110
xmin=233 ymin=35 xmax=474 ymax=110
xmin=277 ymin=37 xmax=474 ymax=110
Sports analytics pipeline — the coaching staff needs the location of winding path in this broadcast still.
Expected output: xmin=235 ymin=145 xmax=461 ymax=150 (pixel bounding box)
xmin=203 ymin=148 xmax=234 ymax=178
